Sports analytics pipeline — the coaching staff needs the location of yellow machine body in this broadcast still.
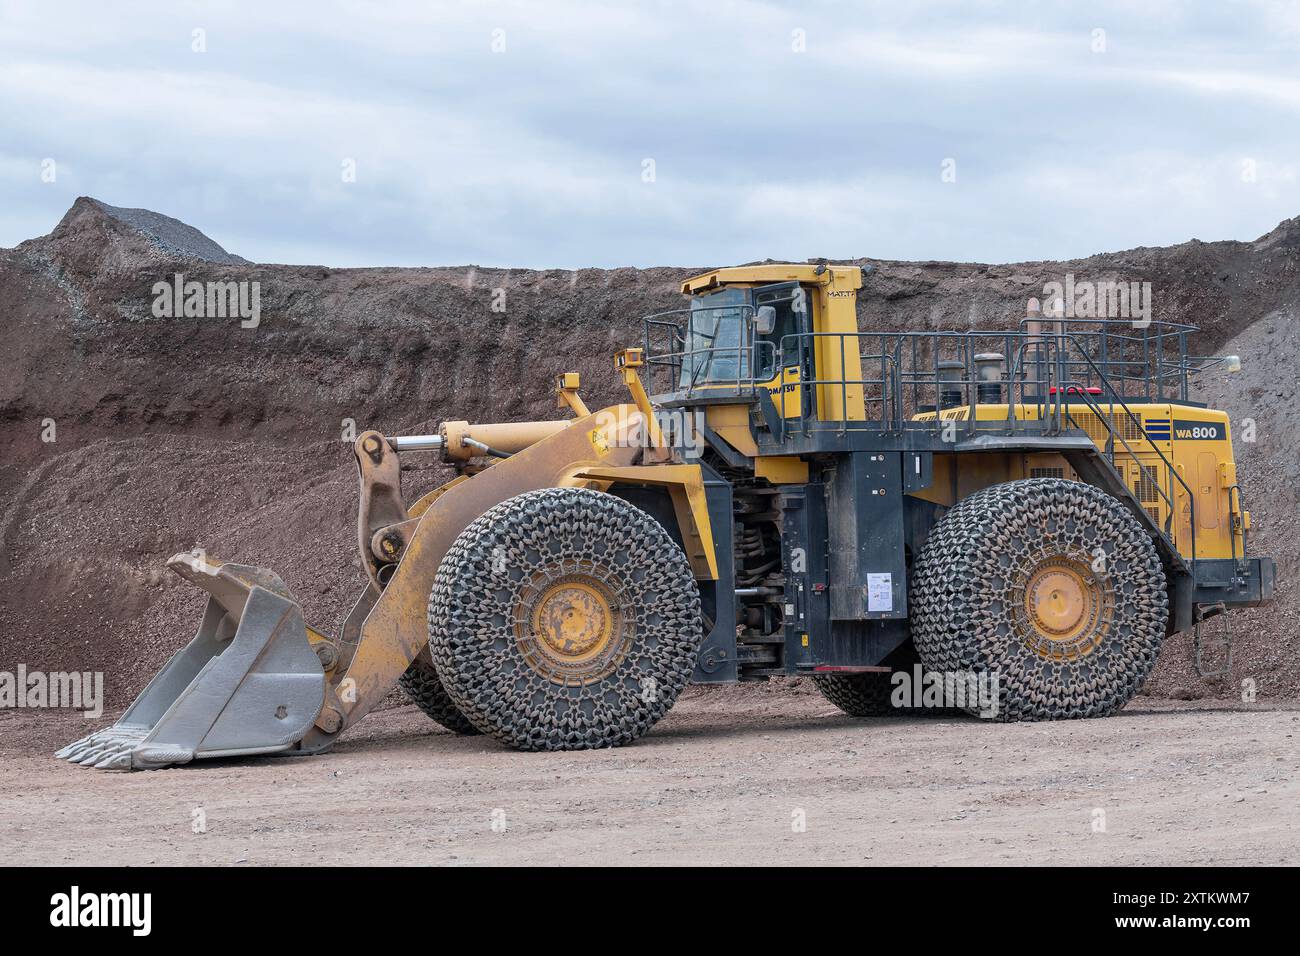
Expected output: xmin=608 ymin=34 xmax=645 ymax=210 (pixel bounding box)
xmin=911 ymin=403 xmax=1245 ymax=561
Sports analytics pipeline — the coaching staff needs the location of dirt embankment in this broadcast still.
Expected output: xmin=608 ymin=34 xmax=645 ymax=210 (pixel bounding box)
xmin=0 ymin=197 xmax=1297 ymax=710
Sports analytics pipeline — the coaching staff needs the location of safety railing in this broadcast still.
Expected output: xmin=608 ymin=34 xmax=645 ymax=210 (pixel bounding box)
xmin=1016 ymin=317 xmax=1201 ymax=403
xmin=1022 ymin=328 xmax=1206 ymax=561
xmin=645 ymin=312 xmax=1209 ymax=430
xmin=643 ymin=310 xmax=1226 ymax=556
xmin=1226 ymin=484 xmax=1248 ymax=570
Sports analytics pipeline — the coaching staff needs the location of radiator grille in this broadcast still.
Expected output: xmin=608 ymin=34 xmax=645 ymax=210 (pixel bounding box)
xmin=1030 ymin=467 xmax=1065 ymax=479
xmin=1133 ymin=465 xmax=1161 ymax=503
xmin=1066 ymin=410 xmax=1144 ymax=443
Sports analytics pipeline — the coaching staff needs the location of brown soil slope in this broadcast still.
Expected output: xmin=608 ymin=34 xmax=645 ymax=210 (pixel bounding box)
xmin=0 ymin=197 xmax=1295 ymax=709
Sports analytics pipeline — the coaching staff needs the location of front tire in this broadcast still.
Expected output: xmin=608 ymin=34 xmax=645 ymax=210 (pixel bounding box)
xmin=910 ymin=478 xmax=1168 ymax=721
xmin=427 ymin=488 xmax=703 ymax=750
xmin=397 ymin=657 xmax=480 ymax=735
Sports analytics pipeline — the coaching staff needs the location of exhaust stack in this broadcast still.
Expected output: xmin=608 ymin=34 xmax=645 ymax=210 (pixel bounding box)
xmin=974 ymin=352 xmax=1005 ymax=403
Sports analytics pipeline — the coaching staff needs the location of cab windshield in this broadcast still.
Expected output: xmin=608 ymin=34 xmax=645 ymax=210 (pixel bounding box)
xmin=679 ymin=289 xmax=750 ymax=387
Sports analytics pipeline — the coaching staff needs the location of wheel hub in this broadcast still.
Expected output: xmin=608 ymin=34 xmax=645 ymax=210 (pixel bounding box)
xmin=1028 ymin=567 xmax=1088 ymax=637
xmin=1018 ymin=556 xmax=1112 ymax=660
xmin=515 ymin=572 xmax=630 ymax=684
xmin=533 ymin=580 xmax=612 ymax=660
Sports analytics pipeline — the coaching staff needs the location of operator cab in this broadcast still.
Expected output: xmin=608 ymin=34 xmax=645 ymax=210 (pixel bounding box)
xmin=643 ymin=264 xmax=867 ymax=427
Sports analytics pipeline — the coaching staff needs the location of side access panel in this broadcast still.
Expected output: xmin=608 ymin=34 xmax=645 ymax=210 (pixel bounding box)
xmin=780 ymin=481 xmax=911 ymax=671
xmin=826 ymin=452 xmax=908 ymax=621
xmin=780 ymin=483 xmax=830 ymax=670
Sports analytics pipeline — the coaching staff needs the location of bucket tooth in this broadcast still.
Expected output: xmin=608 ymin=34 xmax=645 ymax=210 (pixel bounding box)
xmin=67 ymin=742 xmax=101 ymax=762
xmin=54 ymin=742 xmax=81 ymax=761
xmin=57 ymin=729 xmax=112 ymax=760
xmin=55 ymin=736 xmax=93 ymax=760
xmin=93 ymin=751 xmax=135 ymax=771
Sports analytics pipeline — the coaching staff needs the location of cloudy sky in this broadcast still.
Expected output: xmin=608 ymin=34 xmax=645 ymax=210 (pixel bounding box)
xmin=2 ymin=0 xmax=1299 ymax=268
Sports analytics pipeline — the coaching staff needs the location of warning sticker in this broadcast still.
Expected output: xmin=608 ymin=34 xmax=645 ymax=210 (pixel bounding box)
xmin=867 ymin=573 xmax=893 ymax=612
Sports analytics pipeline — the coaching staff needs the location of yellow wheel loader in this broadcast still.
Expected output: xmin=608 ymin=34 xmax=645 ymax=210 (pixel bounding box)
xmin=59 ymin=264 xmax=1274 ymax=770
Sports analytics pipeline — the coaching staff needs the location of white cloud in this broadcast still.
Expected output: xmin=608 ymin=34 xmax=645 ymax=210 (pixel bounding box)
xmin=1144 ymin=68 xmax=1300 ymax=110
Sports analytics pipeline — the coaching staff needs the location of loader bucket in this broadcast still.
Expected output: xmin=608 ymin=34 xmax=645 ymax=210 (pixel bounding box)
xmin=55 ymin=554 xmax=326 ymax=771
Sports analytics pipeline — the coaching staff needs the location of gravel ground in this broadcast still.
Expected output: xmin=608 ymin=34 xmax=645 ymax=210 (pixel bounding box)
xmin=2 ymin=686 xmax=1297 ymax=867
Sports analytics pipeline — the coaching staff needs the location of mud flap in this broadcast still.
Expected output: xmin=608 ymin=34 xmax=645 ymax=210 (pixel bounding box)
xmin=55 ymin=555 xmax=326 ymax=771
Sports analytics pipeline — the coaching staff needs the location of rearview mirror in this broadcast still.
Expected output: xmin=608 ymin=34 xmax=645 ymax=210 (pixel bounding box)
xmin=754 ymin=305 xmax=776 ymax=336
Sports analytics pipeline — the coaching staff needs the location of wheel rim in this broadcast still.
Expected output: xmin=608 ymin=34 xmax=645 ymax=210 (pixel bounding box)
xmin=1016 ymin=555 xmax=1113 ymax=660
xmin=515 ymin=571 xmax=630 ymax=684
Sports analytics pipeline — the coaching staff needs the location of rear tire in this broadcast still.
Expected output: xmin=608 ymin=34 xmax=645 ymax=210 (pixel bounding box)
xmin=812 ymin=671 xmax=895 ymax=716
xmin=812 ymin=644 xmax=963 ymax=718
xmin=428 ymin=487 xmax=703 ymax=751
xmin=910 ymin=478 xmax=1168 ymax=721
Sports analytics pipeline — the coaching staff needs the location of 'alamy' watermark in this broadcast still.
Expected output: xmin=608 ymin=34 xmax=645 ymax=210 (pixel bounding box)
xmin=592 ymin=406 xmax=705 ymax=457
xmin=152 ymin=273 xmax=261 ymax=328
xmin=50 ymin=886 xmax=151 ymax=936
xmin=1 ymin=665 xmax=103 ymax=718
xmin=890 ymin=664 xmax=1000 ymax=718
xmin=1041 ymin=273 xmax=1152 ymax=328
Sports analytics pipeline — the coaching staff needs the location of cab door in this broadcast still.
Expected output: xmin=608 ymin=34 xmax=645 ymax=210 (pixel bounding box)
xmin=752 ymin=282 xmax=811 ymax=419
